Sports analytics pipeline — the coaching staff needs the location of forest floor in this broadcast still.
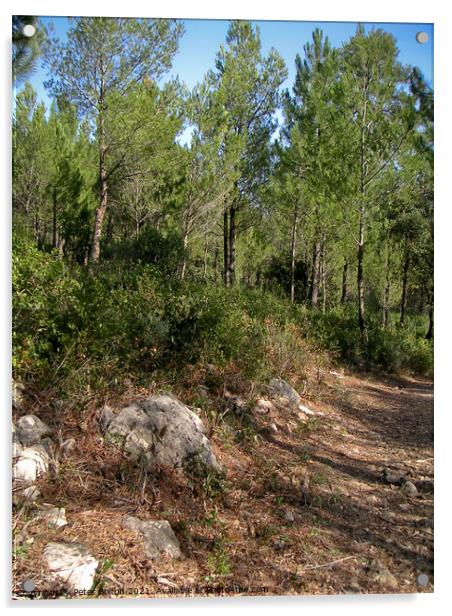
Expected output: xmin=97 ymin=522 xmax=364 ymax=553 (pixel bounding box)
xmin=12 ymin=369 xmax=434 ymax=598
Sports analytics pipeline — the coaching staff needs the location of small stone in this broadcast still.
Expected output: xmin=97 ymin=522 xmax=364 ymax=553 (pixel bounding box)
xmin=269 ymin=423 xmax=278 ymax=433
xmin=13 ymin=445 xmax=50 ymax=483
xmin=12 ymin=379 xmax=25 ymax=411
xmin=382 ymin=468 xmax=405 ymax=485
xmin=43 ymin=542 xmax=98 ymax=591
xmin=97 ymin=405 xmax=114 ymax=432
xmin=15 ymin=415 xmax=52 ymax=446
xmin=347 ymin=580 xmax=361 ymax=593
xmin=38 ymin=507 xmax=67 ymax=528
xmin=61 ymin=438 xmax=76 ymax=455
xmin=367 ymin=560 xmax=398 ymax=590
xmin=401 ymin=481 xmax=418 ymax=497
xmin=298 ymin=403 xmax=316 ymax=416
xmin=273 ymin=539 xmax=286 ymax=551
xmin=226 ymin=395 xmax=247 ymax=415
xmin=16 ymin=485 xmax=41 ymax=503
xmin=283 ymin=510 xmax=295 ymax=523
xmin=255 ymin=399 xmax=274 ymax=415
xmin=269 ymin=378 xmax=301 ymax=409
xmin=122 ymin=516 xmax=182 ymax=560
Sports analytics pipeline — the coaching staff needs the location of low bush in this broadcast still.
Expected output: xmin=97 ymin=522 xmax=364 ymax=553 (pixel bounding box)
xmin=12 ymin=236 xmax=433 ymax=404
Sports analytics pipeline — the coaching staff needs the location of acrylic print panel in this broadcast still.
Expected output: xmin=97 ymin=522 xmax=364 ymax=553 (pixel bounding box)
xmin=12 ymin=14 xmax=433 ymax=600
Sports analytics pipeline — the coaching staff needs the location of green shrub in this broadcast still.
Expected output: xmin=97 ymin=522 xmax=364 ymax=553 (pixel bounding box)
xmin=12 ymin=234 xmax=433 ymax=403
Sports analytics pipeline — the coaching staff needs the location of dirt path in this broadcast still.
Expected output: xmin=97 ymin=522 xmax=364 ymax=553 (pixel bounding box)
xmin=283 ymin=371 xmax=434 ymax=594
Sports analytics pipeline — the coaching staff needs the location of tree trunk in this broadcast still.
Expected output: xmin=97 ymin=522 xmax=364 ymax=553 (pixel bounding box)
xmin=256 ymin=267 xmax=261 ymax=289
xmin=426 ymin=303 xmax=433 ymax=340
xmin=228 ymin=203 xmax=236 ymax=285
xmin=358 ymin=81 xmax=368 ymax=339
xmin=321 ymin=239 xmax=326 ymax=314
xmin=290 ymin=204 xmax=299 ymax=303
xmin=214 ymin=246 xmax=219 ymax=282
xmin=382 ymin=242 xmax=391 ymax=328
xmin=52 ymin=186 xmax=58 ymax=249
xmin=223 ymin=206 xmax=230 ymax=287
xmin=90 ymin=99 xmax=108 ymax=264
xmin=179 ymin=229 xmax=189 ymax=281
xmin=33 ymin=209 xmax=39 ymax=243
xmin=310 ymin=236 xmax=321 ymax=308
xmin=357 ymin=209 xmax=366 ymax=336
xmin=341 ymin=257 xmax=349 ymax=305
xmin=203 ymin=234 xmax=209 ymax=280
xmin=400 ymin=243 xmax=410 ymax=326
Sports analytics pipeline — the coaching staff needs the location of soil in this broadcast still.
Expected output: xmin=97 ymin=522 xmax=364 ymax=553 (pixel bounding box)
xmin=12 ymin=370 xmax=434 ymax=598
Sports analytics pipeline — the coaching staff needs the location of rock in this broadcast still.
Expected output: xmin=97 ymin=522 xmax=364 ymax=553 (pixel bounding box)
xmin=224 ymin=394 xmax=247 ymax=416
xmin=13 ymin=443 xmax=51 ymax=504
xmin=401 ymin=480 xmax=418 ymax=497
xmin=97 ymin=405 xmax=114 ymax=432
xmin=37 ymin=507 xmax=67 ymax=528
xmin=382 ymin=468 xmax=405 ymax=485
xmin=367 ymin=560 xmax=398 ymax=590
xmin=272 ymin=539 xmax=287 ymax=551
xmin=102 ymin=394 xmax=222 ymax=475
xmin=283 ymin=510 xmax=295 ymax=523
xmin=12 ymin=379 xmax=25 ymax=411
xmin=254 ymin=399 xmax=274 ymax=415
xmin=18 ymin=485 xmax=41 ymax=503
xmin=269 ymin=422 xmax=278 ymax=433
xmin=347 ymin=580 xmax=361 ymax=593
xmin=12 ymin=433 xmax=24 ymax=459
xmin=122 ymin=516 xmax=182 ymax=560
xmin=15 ymin=415 xmax=52 ymax=446
xmin=298 ymin=403 xmax=316 ymax=416
xmin=43 ymin=542 xmax=98 ymax=591
xmin=13 ymin=445 xmax=50 ymax=483
xmin=269 ymin=378 xmax=301 ymax=409
xmin=61 ymin=438 xmax=76 ymax=455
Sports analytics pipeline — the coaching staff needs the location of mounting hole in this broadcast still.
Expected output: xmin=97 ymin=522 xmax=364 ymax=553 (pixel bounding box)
xmin=417 ymin=573 xmax=429 ymax=586
xmin=416 ymin=31 xmax=429 ymax=44
xmin=22 ymin=24 xmax=36 ymax=38
xmin=22 ymin=579 xmax=36 ymax=592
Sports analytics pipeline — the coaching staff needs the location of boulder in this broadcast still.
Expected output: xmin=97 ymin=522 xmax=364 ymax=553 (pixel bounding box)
xmin=269 ymin=378 xmax=301 ymax=409
xmin=101 ymin=394 xmax=222 ymax=474
xmin=15 ymin=415 xmax=52 ymax=446
xmin=43 ymin=542 xmax=98 ymax=591
xmin=122 ymin=515 xmax=182 ymax=560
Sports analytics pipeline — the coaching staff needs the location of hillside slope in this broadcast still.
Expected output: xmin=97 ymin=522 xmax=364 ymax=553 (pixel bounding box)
xmin=12 ymin=370 xmax=433 ymax=598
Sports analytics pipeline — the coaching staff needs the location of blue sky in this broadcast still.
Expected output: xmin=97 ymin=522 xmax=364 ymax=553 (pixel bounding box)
xmin=20 ymin=17 xmax=433 ymax=145
xmin=25 ymin=17 xmax=434 ymax=107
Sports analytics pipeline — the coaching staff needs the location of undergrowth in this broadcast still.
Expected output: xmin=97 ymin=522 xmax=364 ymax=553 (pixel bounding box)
xmin=12 ymin=234 xmax=433 ymax=408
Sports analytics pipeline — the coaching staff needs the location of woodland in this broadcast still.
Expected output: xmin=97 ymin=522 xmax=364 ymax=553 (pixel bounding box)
xmin=12 ymin=17 xmax=434 ymax=597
